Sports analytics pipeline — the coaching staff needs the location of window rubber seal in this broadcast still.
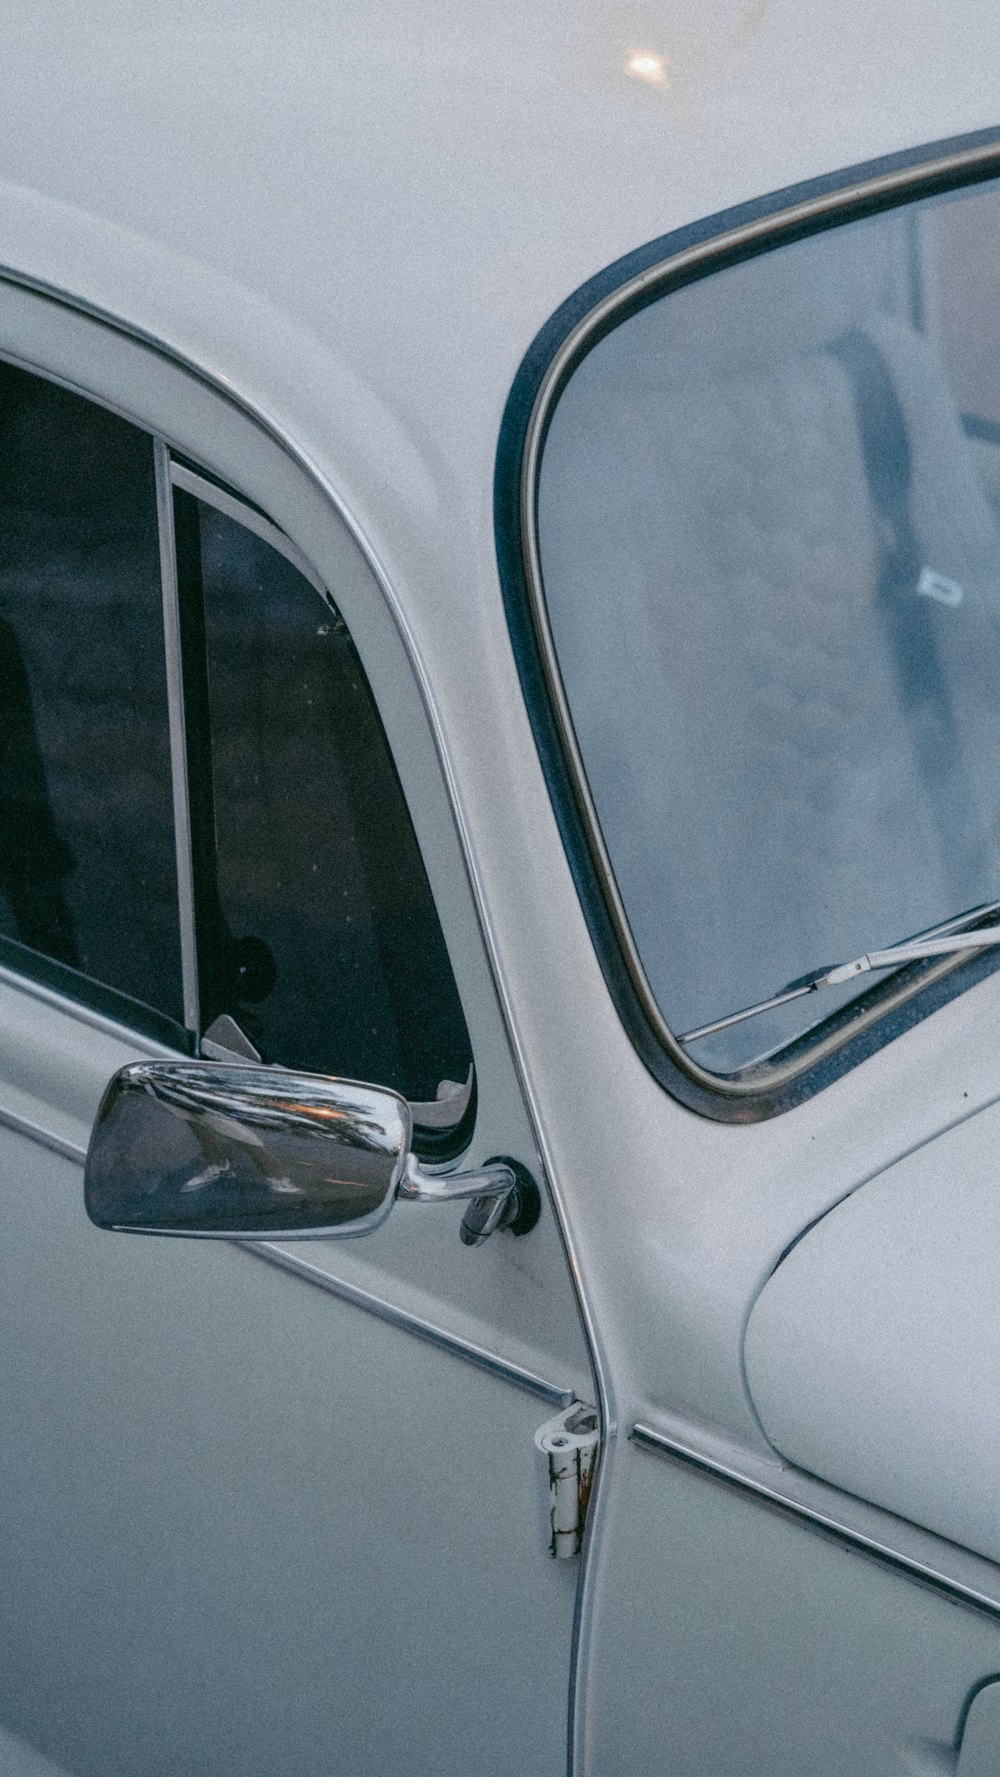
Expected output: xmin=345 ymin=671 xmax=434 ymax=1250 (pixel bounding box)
xmin=495 ymin=123 xmax=1000 ymax=1123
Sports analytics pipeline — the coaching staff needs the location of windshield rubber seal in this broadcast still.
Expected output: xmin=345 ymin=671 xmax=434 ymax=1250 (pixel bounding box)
xmin=495 ymin=124 xmax=1000 ymax=1123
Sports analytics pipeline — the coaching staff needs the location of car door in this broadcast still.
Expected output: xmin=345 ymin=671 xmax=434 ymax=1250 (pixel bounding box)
xmin=496 ymin=133 xmax=1000 ymax=1775
xmin=0 ymin=284 xmax=595 ymax=1777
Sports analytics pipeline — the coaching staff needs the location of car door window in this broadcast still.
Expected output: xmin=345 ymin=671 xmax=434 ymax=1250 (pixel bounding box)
xmin=0 ymin=362 xmax=181 ymax=1024
xmin=0 ymin=364 xmax=472 ymax=1123
xmin=174 ymin=477 xmax=472 ymax=1105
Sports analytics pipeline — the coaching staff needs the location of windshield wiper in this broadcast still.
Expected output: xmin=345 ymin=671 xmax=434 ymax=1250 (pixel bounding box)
xmin=678 ymin=898 xmax=1000 ymax=1047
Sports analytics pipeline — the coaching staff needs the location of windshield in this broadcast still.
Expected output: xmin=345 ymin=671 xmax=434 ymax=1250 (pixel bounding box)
xmin=536 ymin=177 xmax=1000 ymax=1073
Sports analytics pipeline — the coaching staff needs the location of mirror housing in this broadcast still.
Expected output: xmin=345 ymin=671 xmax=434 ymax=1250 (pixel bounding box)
xmin=85 ymin=1063 xmax=411 ymax=1239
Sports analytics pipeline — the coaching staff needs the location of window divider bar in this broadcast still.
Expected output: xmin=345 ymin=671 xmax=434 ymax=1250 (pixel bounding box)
xmin=154 ymin=438 xmax=201 ymax=1035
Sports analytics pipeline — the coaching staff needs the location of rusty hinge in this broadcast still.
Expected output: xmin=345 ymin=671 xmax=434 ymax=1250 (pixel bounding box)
xmin=534 ymin=1402 xmax=599 ymax=1558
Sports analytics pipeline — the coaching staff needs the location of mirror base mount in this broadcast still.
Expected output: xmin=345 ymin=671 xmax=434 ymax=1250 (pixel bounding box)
xmin=399 ymin=1154 xmax=541 ymax=1247
xmin=459 ymin=1159 xmax=542 ymax=1247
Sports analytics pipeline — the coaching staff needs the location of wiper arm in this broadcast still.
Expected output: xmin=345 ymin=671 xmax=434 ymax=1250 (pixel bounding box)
xmin=678 ymin=898 xmax=1000 ymax=1047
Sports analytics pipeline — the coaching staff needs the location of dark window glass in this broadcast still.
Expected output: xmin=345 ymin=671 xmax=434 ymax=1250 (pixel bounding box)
xmin=0 ymin=364 xmax=182 ymax=1021
xmin=536 ymin=179 xmax=1000 ymax=1076
xmin=177 ymin=492 xmax=472 ymax=1104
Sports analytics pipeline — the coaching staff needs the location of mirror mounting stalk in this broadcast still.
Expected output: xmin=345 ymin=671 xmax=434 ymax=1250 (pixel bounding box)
xmin=397 ymin=1152 xmax=516 ymax=1204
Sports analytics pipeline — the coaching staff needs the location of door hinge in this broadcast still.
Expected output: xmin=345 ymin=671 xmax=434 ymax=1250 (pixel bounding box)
xmin=535 ymin=1402 xmax=599 ymax=1558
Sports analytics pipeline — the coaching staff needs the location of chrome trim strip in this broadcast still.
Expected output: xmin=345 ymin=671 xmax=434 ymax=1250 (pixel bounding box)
xmin=632 ymin=1420 xmax=1000 ymax=1621
xmin=0 ymin=1107 xmax=86 ymax=1167
xmin=240 ymin=1242 xmax=576 ymax=1407
xmin=154 ymin=438 xmax=200 ymax=1034
xmin=519 ymin=138 xmax=1000 ymax=1105
xmin=0 ymin=344 xmax=171 ymax=437
xmin=169 ymin=460 xmax=331 ymax=602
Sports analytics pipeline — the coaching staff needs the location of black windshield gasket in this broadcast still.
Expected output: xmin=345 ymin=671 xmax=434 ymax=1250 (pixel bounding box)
xmin=495 ymin=125 xmax=1000 ymax=1123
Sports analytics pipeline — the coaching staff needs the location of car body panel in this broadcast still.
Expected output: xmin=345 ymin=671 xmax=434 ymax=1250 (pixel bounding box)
xmin=584 ymin=1443 xmax=997 ymax=1777
xmin=0 ymin=1123 xmax=580 ymax=1777
xmin=744 ymin=1099 xmax=1000 ymax=1565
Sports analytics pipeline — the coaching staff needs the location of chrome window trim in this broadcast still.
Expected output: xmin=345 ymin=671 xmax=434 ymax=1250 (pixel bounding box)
xmin=155 ymin=439 xmax=201 ymax=1034
xmin=0 ymin=343 xmax=175 ymax=436
xmin=507 ymin=131 xmax=1000 ymax=1119
xmin=632 ymin=1417 xmax=1000 ymax=1623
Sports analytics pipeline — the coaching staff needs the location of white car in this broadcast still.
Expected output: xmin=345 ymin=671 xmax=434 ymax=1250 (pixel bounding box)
xmin=3 ymin=5 xmax=1000 ymax=1774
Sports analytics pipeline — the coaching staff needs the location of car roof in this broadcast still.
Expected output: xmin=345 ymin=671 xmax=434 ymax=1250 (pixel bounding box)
xmin=2 ymin=1 xmax=998 ymax=585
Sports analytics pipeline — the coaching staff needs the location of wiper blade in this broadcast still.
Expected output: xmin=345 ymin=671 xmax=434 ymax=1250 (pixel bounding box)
xmin=678 ymin=898 xmax=1000 ymax=1047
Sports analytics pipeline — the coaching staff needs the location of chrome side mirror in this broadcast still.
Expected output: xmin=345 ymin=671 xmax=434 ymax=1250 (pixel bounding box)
xmin=84 ymin=1062 xmax=538 ymax=1243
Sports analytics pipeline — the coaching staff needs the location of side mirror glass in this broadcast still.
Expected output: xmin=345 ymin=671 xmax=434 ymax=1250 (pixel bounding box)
xmin=85 ymin=1063 xmax=411 ymax=1239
